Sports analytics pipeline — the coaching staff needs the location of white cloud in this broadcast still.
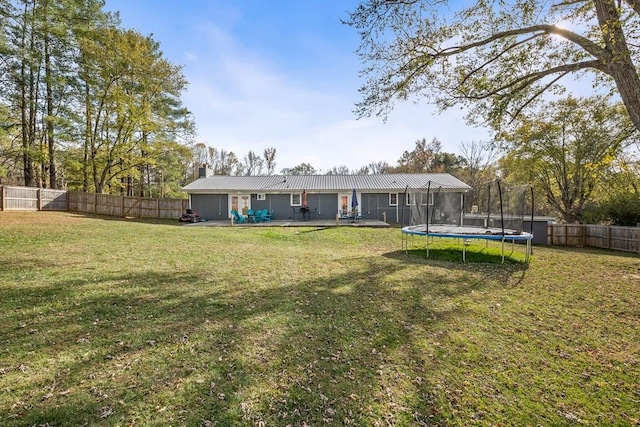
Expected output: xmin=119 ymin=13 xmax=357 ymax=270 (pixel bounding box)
xmin=181 ymin=22 xmax=492 ymax=172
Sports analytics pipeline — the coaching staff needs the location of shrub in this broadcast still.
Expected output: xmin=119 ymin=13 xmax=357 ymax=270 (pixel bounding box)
xmin=606 ymin=192 xmax=640 ymax=226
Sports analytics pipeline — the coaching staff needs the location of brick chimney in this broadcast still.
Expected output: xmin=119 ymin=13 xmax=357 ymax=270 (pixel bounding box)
xmin=198 ymin=164 xmax=213 ymax=178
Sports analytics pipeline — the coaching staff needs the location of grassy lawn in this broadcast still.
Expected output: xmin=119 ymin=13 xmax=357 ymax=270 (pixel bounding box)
xmin=1 ymin=212 xmax=639 ymax=426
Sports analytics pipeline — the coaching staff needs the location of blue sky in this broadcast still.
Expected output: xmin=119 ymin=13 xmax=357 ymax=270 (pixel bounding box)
xmin=104 ymin=0 xmax=491 ymax=172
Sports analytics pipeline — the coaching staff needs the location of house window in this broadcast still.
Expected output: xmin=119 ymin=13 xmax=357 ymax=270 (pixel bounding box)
xmin=290 ymin=193 xmax=302 ymax=206
xmin=426 ymin=193 xmax=434 ymax=206
xmin=257 ymin=193 xmax=266 ymax=201
xmin=408 ymin=192 xmax=433 ymax=206
xmin=389 ymin=193 xmax=398 ymax=206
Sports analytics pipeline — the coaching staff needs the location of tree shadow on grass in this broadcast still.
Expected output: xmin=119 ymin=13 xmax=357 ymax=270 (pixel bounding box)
xmin=538 ymin=243 xmax=640 ymax=259
xmin=384 ymin=247 xmax=529 ymax=270
xmin=0 ymin=254 xmax=528 ymax=426
xmin=296 ymin=226 xmax=331 ymax=234
xmin=66 ymin=211 xmax=184 ymax=226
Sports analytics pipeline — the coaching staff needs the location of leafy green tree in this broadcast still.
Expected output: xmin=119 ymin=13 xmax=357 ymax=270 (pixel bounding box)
xmin=0 ymin=0 xmax=112 ymax=188
xmin=498 ymin=96 xmax=637 ymax=223
xmin=76 ymin=27 xmax=192 ymax=193
xmin=0 ymin=104 xmax=22 ymax=184
xmin=583 ymin=154 xmax=640 ymax=224
xmin=432 ymin=151 xmax=465 ymax=175
xmin=457 ymin=140 xmax=499 ymax=211
xmin=605 ymin=192 xmax=640 ymax=226
xmin=1 ymin=0 xmax=44 ymax=187
xmin=345 ymin=0 xmax=640 ymax=132
xmin=147 ymin=140 xmax=193 ymax=198
xmin=1 ymin=0 xmax=193 ymax=195
xmin=390 ymin=137 xmax=463 ymax=173
xmin=393 ymin=138 xmax=441 ymax=172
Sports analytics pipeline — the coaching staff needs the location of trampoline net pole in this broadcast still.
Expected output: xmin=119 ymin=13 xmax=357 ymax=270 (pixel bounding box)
xmin=498 ymin=180 xmax=505 ymax=236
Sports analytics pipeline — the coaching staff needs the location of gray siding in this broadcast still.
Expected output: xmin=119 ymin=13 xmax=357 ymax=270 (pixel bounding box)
xmin=432 ymin=192 xmax=465 ymax=225
xmin=253 ymin=193 xmax=339 ymax=220
xmin=463 ymin=215 xmax=551 ymax=245
xmin=361 ymin=193 xmax=406 ymax=223
xmin=526 ymin=220 xmax=551 ymax=245
xmin=251 ymin=194 xmax=290 ymax=220
xmin=306 ymin=193 xmax=338 ymax=220
xmin=190 ymin=191 xmax=466 ymax=224
xmin=191 ymin=194 xmax=228 ymax=220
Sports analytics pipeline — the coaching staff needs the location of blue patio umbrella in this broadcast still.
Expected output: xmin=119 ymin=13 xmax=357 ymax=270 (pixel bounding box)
xmin=351 ymin=188 xmax=358 ymax=211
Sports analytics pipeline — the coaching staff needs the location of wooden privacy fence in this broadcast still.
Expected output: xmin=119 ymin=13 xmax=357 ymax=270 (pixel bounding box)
xmin=0 ymin=185 xmax=68 ymax=211
xmin=548 ymin=223 xmax=640 ymax=254
xmin=0 ymin=185 xmax=188 ymax=220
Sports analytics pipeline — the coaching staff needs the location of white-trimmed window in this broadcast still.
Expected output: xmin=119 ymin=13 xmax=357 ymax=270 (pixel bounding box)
xmin=290 ymin=193 xmax=302 ymax=206
xmin=257 ymin=193 xmax=266 ymax=201
xmin=389 ymin=193 xmax=398 ymax=206
xmin=410 ymin=193 xmax=434 ymax=206
xmin=425 ymin=193 xmax=434 ymax=206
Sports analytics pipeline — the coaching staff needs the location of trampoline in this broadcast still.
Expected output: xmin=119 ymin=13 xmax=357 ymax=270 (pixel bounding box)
xmin=401 ymin=180 xmax=535 ymax=263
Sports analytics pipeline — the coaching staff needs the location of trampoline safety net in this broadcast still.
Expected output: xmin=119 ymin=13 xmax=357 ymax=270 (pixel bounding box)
xmin=406 ymin=180 xmax=534 ymax=235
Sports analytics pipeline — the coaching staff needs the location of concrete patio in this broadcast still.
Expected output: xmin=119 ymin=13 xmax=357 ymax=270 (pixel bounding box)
xmin=183 ymin=219 xmax=391 ymax=228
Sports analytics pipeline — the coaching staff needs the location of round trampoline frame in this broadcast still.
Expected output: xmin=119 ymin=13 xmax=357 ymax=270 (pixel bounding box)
xmin=401 ymin=224 xmax=533 ymax=263
xmin=401 ymin=180 xmax=535 ymax=263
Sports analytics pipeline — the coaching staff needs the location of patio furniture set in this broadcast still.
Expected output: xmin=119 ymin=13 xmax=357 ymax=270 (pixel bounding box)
xmin=231 ymin=209 xmax=272 ymax=224
xmin=338 ymin=210 xmax=364 ymax=223
xmin=292 ymin=206 xmax=317 ymax=221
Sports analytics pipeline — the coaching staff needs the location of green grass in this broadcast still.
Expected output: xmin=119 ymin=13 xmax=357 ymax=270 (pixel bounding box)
xmin=1 ymin=212 xmax=639 ymax=426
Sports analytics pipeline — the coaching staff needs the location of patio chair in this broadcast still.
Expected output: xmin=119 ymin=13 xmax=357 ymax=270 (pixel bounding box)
xmin=338 ymin=211 xmax=351 ymax=222
xmin=230 ymin=209 xmax=246 ymax=224
xmin=252 ymin=209 xmax=263 ymax=223
xmin=259 ymin=209 xmax=272 ymax=222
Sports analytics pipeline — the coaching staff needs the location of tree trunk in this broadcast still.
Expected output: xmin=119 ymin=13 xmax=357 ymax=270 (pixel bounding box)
xmin=83 ymin=82 xmax=91 ymax=191
xmin=20 ymin=62 xmax=34 ymax=187
xmin=594 ymin=0 xmax=640 ymax=132
xmin=44 ymin=2 xmax=57 ymax=189
xmin=19 ymin=2 xmax=35 ymax=187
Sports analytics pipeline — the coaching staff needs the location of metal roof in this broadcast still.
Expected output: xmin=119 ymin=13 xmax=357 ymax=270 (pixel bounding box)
xmin=183 ymin=174 xmax=471 ymax=193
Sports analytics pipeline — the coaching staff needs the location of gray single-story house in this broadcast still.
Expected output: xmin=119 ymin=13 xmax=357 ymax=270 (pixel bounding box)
xmin=182 ymin=166 xmax=472 ymax=223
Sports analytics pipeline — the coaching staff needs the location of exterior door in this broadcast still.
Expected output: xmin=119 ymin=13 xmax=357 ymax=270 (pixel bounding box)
xmin=339 ymin=194 xmax=349 ymax=214
xmin=230 ymin=195 xmax=250 ymax=216
xmin=338 ymin=193 xmax=359 ymax=215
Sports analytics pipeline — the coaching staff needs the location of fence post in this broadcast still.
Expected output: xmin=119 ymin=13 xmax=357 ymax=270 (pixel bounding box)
xmin=1 ymin=186 xmax=4 ymax=211
xmin=607 ymin=226 xmax=611 ymax=250
xmin=37 ymin=188 xmax=42 ymax=211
